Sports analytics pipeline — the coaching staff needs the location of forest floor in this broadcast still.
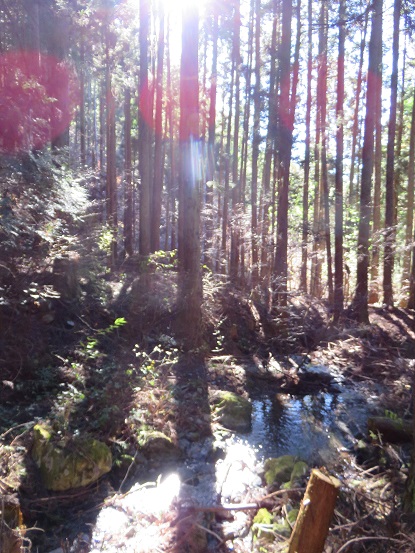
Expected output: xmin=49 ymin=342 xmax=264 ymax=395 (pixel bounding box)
xmin=1 ymin=202 xmax=415 ymax=552
xmin=1 ymin=260 xmax=415 ymax=552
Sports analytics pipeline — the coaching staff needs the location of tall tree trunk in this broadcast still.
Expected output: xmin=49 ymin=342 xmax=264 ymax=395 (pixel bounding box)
xmin=221 ymin=67 xmax=234 ymax=271
xmin=404 ymin=87 xmax=415 ymax=300
xmin=239 ymin=0 xmax=255 ymax=286
xmin=205 ymin=6 xmax=218 ymax=269
xmin=230 ymin=0 xmax=241 ymax=283
xmin=353 ymin=0 xmax=383 ymax=323
xmin=178 ymin=4 xmax=203 ymax=339
xmin=334 ymin=0 xmax=345 ymax=321
xmin=300 ymin=0 xmax=313 ymax=293
xmin=383 ymin=0 xmax=401 ymax=307
xmin=274 ymin=0 xmax=292 ymax=307
xmin=124 ymin=86 xmax=133 ymax=257
xmin=251 ymin=0 xmax=261 ymax=286
xmin=105 ymin=15 xmax=117 ymax=267
xmin=318 ymin=0 xmax=333 ymax=303
xmin=79 ymin=30 xmax=86 ymax=167
xmin=349 ymin=11 xmax=368 ymax=205
xmin=369 ymin=14 xmax=383 ymax=301
xmin=139 ymin=0 xmax=151 ymax=257
xmin=151 ymin=5 xmax=165 ymax=253
xmin=260 ymin=0 xmax=278 ymax=285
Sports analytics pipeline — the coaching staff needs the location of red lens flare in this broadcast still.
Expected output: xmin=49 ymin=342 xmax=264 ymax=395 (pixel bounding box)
xmin=0 ymin=51 xmax=80 ymax=152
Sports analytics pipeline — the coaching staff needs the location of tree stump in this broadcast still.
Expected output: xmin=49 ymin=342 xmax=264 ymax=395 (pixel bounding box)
xmin=288 ymin=468 xmax=340 ymax=553
xmin=52 ymin=252 xmax=80 ymax=301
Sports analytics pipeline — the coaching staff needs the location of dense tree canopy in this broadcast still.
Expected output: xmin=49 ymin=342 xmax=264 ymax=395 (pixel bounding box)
xmin=1 ymin=0 xmax=415 ymax=315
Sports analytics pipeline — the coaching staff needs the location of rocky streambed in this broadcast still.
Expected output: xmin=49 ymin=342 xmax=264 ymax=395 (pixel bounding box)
xmin=40 ymin=360 xmax=391 ymax=553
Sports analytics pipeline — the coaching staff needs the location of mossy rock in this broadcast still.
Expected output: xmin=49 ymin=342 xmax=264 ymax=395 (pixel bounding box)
xmin=138 ymin=429 xmax=181 ymax=461
xmin=32 ymin=424 xmax=112 ymax=491
xmin=210 ymin=390 xmax=252 ymax=432
xmin=264 ymin=455 xmax=308 ymax=488
xmin=286 ymin=460 xmax=309 ymax=488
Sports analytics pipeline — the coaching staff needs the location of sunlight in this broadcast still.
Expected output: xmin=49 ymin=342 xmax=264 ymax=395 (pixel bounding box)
xmin=159 ymin=0 xmax=208 ymax=14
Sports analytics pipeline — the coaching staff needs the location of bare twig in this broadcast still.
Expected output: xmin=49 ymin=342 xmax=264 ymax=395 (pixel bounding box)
xmin=335 ymin=535 xmax=402 ymax=553
xmin=0 ymin=421 xmax=35 ymax=440
xmin=195 ymin=523 xmax=224 ymax=544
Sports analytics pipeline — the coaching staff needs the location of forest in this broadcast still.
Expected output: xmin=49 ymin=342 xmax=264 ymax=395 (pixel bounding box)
xmin=1 ymin=0 xmax=415 ymax=551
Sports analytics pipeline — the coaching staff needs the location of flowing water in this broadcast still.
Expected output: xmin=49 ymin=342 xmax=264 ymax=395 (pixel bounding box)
xmin=235 ymin=383 xmax=382 ymax=465
xmin=56 ymin=379 xmax=384 ymax=552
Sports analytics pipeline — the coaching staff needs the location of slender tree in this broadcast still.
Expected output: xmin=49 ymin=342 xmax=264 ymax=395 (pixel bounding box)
xmin=151 ymin=4 xmax=165 ymax=253
xmin=230 ymin=0 xmax=242 ymax=283
xmin=404 ymin=87 xmax=415 ymax=300
xmin=123 ymin=86 xmax=134 ymax=257
xmin=353 ymin=0 xmax=383 ymax=323
xmin=300 ymin=0 xmax=313 ymax=293
xmin=383 ymin=0 xmax=401 ymax=306
xmin=139 ymin=0 xmax=151 ymax=257
xmin=334 ymin=0 xmax=345 ymax=321
xmin=274 ymin=0 xmax=293 ymax=306
xmin=251 ymin=0 xmax=261 ymax=286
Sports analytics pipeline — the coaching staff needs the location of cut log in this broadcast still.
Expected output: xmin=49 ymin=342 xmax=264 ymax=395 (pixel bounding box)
xmin=288 ymin=468 xmax=340 ymax=553
xmin=368 ymin=416 xmax=413 ymax=443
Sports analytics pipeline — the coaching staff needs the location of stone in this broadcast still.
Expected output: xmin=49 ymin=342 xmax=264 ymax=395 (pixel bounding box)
xmin=264 ymin=455 xmax=308 ymax=488
xmin=138 ymin=429 xmax=181 ymax=461
xmin=288 ymin=460 xmax=309 ymax=488
xmin=32 ymin=424 xmax=112 ymax=491
xmin=210 ymin=390 xmax=252 ymax=432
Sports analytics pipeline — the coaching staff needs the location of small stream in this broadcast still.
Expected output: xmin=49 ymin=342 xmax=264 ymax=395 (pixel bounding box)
xmin=236 ymin=382 xmax=382 ymax=465
xmin=55 ymin=379 xmax=384 ymax=552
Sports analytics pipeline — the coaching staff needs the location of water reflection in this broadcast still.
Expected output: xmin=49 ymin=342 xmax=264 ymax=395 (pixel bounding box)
xmin=230 ymin=387 xmax=375 ymax=466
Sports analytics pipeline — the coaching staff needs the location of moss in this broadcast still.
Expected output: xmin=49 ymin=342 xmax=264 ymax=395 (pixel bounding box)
xmin=264 ymin=455 xmax=296 ymax=487
xmin=252 ymin=508 xmax=275 ymax=543
xmin=288 ymin=460 xmax=309 ymax=488
xmin=210 ymin=390 xmax=252 ymax=432
xmin=138 ymin=429 xmax=181 ymax=461
xmin=32 ymin=424 xmax=112 ymax=491
xmin=264 ymin=456 xmax=308 ymax=489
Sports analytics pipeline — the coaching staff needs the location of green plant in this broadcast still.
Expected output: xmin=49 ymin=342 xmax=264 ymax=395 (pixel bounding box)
xmin=97 ymin=225 xmax=116 ymax=253
xmin=81 ymin=317 xmax=127 ymax=359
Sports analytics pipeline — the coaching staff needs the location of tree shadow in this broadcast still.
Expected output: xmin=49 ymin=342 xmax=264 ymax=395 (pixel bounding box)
xmin=168 ymin=352 xmax=226 ymax=552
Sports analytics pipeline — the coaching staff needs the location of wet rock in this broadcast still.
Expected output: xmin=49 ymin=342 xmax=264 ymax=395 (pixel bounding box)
xmin=32 ymin=424 xmax=112 ymax=491
xmin=210 ymin=390 xmax=252 ymax=432
xmin=264 ymin=455 xmax=308 ymax=488
xmin=206 ymin=440 xmax=227 ymax=463
xmin=287 ymin=460 xmax=309 ymax=488
xmin=138 ymin=429 xmax=182 ymax=461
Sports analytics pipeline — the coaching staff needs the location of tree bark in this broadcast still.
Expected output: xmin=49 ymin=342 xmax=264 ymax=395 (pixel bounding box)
xmin=123 ymin=86 xmax=133 ymax=257
xmin=353 ymin=0 xmax=382 ymax=323
xmin=230 ymin=0 xmax=241 ymax=283
xmin=178 ymin=4 xmax=203 ymax=342
xmin=300 ymin=0 xmax=313 ymax=293
xmin=405 ymin=88 xmax=415 ymax=306
xmin=151 ymin=5 xmax=165 ymax=253
xmin=383 ymin=0 xmax=401 ymax=307
xmin=139 ymin=0 xmax=152 ymax=257
xmin=334 ymin=0 xmax=345 ymax=321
